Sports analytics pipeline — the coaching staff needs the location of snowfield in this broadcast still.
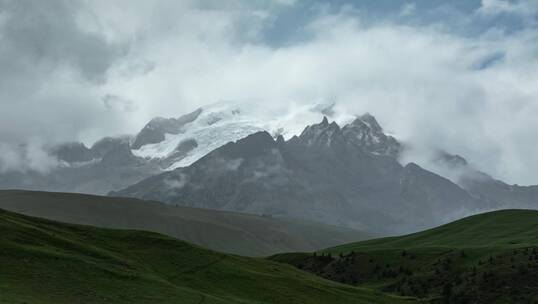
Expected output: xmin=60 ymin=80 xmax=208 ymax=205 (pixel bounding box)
xmin=132 ymin=100 xmax=355 ymax=170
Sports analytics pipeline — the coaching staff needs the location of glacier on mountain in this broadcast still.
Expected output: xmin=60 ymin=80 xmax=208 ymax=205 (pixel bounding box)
xmin=131 ymin=101 xmax=356 ymax=170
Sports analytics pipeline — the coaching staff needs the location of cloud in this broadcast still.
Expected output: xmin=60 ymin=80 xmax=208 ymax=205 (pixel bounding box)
xmin=208 ymin=158 xmax=244 ymax=172
xmin=226 ymin=158 xmax=244 ymax=171
xmin=0 ymin=144 xmax=23 ymax=173
xmin=102 ymin=94 xmax=138 ymax=113
xmin=0 ymin=0 xmax=136 ymax=148
xmin=1 ymin=0 xmax=538 ymax=185
xmin=0 ymin=141 xmax=59 ymax=174
xmin=0 ymin=0 xmax=125 ymax=84
xmin=164 ymin=173 xmax=189 ymax=191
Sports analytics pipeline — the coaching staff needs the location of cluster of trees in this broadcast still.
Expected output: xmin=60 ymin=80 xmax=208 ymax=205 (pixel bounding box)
xmin=290 ymin=247 xmax=538 ymax=303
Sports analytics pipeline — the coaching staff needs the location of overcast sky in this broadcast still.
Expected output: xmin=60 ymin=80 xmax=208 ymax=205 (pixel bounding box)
xmin=0 ymin=0 xmax=538 ymax=184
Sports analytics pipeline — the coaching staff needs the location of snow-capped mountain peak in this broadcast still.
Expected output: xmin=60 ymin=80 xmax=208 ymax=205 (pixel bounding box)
xmin=299 ymin=117 xmax=344 ymax=147
xmin=342 ymin=114 xmax=402 ymax=157
xmin=130 ymin=101 xmax=393 ymax=170
xmin=130 ymin=101 xmax=354 ymax=170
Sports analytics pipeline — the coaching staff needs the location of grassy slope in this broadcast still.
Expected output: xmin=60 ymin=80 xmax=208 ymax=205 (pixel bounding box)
xmin=0 ymin=208 xmax=413 ymax=304
xmin=327 ymin=209 xmax=538 ymax=252
xmin=0 ymin=190 xmax=369 ymax=256
xmin=272 ymin=210 xmax=538 ymax=303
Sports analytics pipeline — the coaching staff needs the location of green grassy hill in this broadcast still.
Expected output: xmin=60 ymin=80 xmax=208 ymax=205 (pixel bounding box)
xmin=0 ymin=190 xmax=369 ymax=256
xmin=0 ymin=208 xmax=412 ymax=304
xmin=327 ymin=209 xmax=538 ymax=251
xmin=272 ymin=210 xmax=538 ymax=303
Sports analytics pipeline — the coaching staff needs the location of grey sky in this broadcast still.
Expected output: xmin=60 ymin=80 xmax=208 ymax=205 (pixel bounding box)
xmin=0 ymin=0 xmax=538 ymax=184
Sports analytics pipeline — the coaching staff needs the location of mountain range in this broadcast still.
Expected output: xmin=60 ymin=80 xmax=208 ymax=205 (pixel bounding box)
xmin=1 ymin=101 xmax=537 ymax=236
xmin=0 ymin=101 xmax=341 ymax=195
xmin=112 ymin=115 xmax=489 ymax=234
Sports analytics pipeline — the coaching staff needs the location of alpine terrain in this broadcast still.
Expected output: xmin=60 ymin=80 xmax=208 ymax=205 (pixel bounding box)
xmin=114 ymin=113 xmax=536 ymax=235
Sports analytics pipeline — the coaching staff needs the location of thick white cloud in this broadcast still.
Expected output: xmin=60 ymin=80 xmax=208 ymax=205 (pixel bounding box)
xmin=0 ymin=140 xmax=59 ymax=173
xmin=1 ymin=0 xmax=538 ymax=184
